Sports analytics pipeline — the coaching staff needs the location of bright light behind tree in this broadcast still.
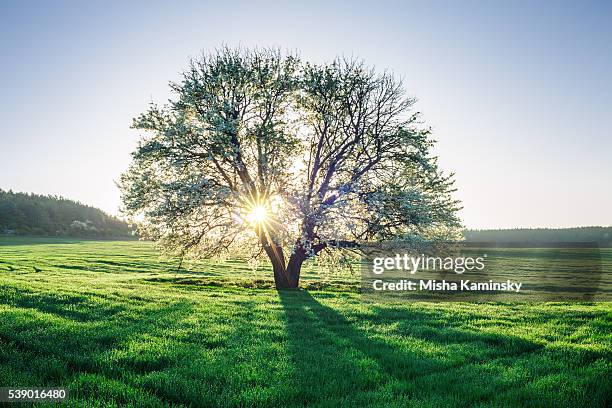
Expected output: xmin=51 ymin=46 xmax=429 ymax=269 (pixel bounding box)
xmin=246 ymin=205 xmax=268 ymax=225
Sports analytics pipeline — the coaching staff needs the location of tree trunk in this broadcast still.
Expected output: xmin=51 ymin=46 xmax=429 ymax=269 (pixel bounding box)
xmin=261 ymin=233 xmax=307 ymax=289
xmin=261 ymin=241 xmax=292 ymax=289
xmin=271 ymin=256 xmax=291 ymax=289
xmin=265 ymin=248 xmax=305 ymax=289
xmin=285 ymin=252 xmax=305 ymax=288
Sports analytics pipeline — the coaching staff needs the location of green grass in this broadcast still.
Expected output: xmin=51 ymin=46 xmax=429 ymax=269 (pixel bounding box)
xmin=0 ymin=237 xmax=610 ymax=407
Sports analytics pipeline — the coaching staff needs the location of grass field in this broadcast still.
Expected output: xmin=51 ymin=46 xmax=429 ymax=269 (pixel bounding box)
xmin=0 ymin=237 xmax=610 ymax=407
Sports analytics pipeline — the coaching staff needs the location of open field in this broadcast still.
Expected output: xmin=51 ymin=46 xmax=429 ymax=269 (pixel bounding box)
xmin=0 ymin=238 xmax=610 ymax=407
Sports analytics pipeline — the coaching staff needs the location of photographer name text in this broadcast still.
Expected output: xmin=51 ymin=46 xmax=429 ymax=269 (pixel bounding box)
xmin=372 ymin=279 xmax=523 ymax=292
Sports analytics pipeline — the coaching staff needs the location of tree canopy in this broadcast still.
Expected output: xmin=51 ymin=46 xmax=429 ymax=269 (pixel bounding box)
xmin=120 ymin=47 xmax=461 ymax=288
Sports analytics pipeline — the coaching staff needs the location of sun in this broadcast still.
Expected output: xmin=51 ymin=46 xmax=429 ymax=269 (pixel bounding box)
xmin=246 ymin=205 xmax=268 ymax=225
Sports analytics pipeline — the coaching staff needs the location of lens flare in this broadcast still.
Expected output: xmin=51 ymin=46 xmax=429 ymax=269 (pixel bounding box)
xmin=246 ymin=205 xmax=268 ymax=224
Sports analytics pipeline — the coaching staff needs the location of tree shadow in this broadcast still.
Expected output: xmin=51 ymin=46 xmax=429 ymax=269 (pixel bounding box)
xmin=1 ymin=287 xmax=294 ymax=407
xmin=0 ymin=237 xmax=83 ymax=246
xmin=0 ymin=287 xmax=197 ymax=383
xmin=278 ymin=290 xmax=551 ymax=407
xmin=1 ymin=283 xmax=606 ymax=407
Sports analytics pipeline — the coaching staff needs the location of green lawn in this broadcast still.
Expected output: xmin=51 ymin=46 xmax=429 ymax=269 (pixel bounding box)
xmin=0 ymin=238 xmax=610 ymax=407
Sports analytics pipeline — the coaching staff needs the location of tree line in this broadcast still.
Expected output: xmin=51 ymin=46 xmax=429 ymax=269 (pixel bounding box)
xmin=0 ymin=189 xmax=133 ymax=238
xmin=464 ymin=227 xmax=612 ymax=245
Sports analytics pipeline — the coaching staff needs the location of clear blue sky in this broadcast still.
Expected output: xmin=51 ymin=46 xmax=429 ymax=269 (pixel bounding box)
xmin=1 ymin=0 xmax=610 ymax=229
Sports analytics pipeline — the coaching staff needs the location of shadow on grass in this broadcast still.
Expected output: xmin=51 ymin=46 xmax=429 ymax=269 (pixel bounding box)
xmin=0 ymin=286 xmax=128 ymax=322
xmin=0 ymin=237 xmax=83 ymax=246
xmin=277 ymin=290 xmax=563 ymax=407
xmin=0 ymin=284 xmax=607 ymax=407
xmin=0 ymin=296 xmax=196 ymax=383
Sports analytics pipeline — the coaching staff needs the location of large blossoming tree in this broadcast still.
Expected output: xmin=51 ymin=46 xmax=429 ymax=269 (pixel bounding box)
xmin=120 ymin=47 xmax=461 ymax=288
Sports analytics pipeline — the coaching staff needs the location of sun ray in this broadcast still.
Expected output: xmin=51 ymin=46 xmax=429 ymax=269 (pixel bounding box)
xmin=246 ymin=205 xmax=267 ymax=224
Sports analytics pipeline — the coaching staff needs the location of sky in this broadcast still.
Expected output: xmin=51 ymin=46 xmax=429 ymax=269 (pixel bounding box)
xmin=0 ymin=0 xmax=610 ymax=229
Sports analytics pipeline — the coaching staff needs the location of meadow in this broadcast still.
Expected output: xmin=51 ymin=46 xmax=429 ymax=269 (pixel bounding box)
xmin=0 ymin=237 xmax=610 ymax=407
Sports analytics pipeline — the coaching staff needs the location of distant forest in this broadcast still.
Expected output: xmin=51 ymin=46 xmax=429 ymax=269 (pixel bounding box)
xmin=0 ymin=190 xmax=133 ymax=238
xmin=464 ymin=227 xmax=612 ymax=246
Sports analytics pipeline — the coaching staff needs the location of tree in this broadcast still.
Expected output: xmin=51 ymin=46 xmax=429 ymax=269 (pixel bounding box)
xmin=120 ymin=47 xmax=461 ymax=289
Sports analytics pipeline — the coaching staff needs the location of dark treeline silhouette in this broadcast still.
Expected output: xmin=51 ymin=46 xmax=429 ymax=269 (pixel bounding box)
xmin=464 ymin=227 xmax=612 ymax=246
xmin=0 ymin=189 xmax=133 ymax=238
